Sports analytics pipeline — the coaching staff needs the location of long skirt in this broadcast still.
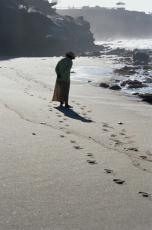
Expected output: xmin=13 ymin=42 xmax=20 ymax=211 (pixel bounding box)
xmin=52 ymin=80 xmax=70 ymax=103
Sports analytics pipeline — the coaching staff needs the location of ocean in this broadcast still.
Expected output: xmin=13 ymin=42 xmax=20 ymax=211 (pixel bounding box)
xmin=71 ymin=39 xmax=152 ymax=98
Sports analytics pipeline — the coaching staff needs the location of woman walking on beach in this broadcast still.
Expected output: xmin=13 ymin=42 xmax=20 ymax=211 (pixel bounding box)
xmin=52 ymin=52 xmax=75 ymax=108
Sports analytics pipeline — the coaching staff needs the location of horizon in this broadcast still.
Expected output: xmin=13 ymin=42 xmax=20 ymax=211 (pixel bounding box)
xmin=49 ymin=0 xmax=152 ymax=13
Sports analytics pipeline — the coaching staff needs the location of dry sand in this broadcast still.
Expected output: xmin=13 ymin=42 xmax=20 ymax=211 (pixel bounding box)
xmin=0 ymin=57 xmax=152 ymax=230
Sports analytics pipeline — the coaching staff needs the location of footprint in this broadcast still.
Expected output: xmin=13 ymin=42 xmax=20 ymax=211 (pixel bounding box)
xmin=59 ymin=121 xmax=63 ymax=123
xmin=74 ymin=146 xmax=83 ymax=150
xmin=127 ymin=147 xmax=139 ymax=152
xmin=87 ymin=153 xmax=94 ymax=158
xmin=104 ymin=169 xmax=113 ymax=174
xmin=66 ymin=131 xmax=71 ymax=134
xmin=140 ymin=155 xmax=147 ymax=160
xmin=60 ymin=135 xmax=65 ymax=138
xmin=32 ymin=133 xmax=36 ymax=136
xmin=138 ymin=192 xmax=151 ymax=198
xmin=120 ymin=132 xmax=125 ymax=136
xmin=103 ymin=123 xmax=109 ymax=128
xmin=113 ymin=179 xmax=125 ymax=185
xmin=118 ymin=122 xmax=124 ymax=125
xmin=114 ymin=140 xmax=123 ymax=145
xmin=111 ymin=134 xmax=117 ymax=138
xmin=71 ymin=140 xmax=76 ymax=144
xmin=87 ymin=160 xmax=97 ymax=165
xmin=103 ymin=128 xmax=108 ymax=132
xmin=140 ymin=155 xmax=152 ymax=162
xmin=146 ymin=151 xmax=152 ymax=156
xmin=40 ymin=122 xmax=46 ymax=125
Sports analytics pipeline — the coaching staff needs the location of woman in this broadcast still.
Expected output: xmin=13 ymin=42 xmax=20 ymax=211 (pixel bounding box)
xmin=52 ymin=52 xmax=75 ymax=108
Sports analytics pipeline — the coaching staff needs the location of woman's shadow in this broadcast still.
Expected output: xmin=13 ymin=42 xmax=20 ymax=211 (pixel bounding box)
xmin=56 ymin=106 xmax=93 ymax=123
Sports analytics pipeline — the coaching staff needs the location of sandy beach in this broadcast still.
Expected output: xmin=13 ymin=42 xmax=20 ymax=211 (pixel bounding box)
xmin=0 ymin=57 xmax=152 ymax=230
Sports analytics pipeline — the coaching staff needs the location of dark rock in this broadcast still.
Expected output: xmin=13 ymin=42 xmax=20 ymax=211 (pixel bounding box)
xmin=121 ymin=79 xmax=148 ymax=89
xmin=0 ymin=0 xmax=97 ymax=57
xmin=99 ymin=82 xmax=109 ymax=88
xmin=107 ymin=48 xmax=133 ymax=57
xmin=143 ymin=77 xmax=152 ymax=84
xmin=120 ymin=81 xmax=127 ymax=87
xmin=109 ymin=84 xmax=121 ymax=90
xmin=114 ymin=79 xmax=120 ymax=83
xmin=127 ymin=80 xmax=148 ymax=89
xmin=139 ymin=93 xmax=152 ymax=103
xmin=133 ymin=51 xmax=150 ymax=65
xmin=114 ymin=66 xmax=138 ymax=76
xmin=143 ymin=65 xmax=152 ymax=70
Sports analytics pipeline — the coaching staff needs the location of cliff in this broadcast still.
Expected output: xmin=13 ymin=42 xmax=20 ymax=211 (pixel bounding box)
xmin=58 ymin=7 xmax=152 ymax=40
xmin=0 ymin=0 xmax=96 ymax=57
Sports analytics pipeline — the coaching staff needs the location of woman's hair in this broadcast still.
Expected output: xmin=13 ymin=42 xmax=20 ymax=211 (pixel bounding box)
xmin=66 ymin=51 xmax=76 ymax=59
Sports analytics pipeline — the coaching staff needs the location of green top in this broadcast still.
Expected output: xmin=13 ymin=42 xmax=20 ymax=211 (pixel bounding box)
xmin=55 ymin=57 xmax=73 ymax=82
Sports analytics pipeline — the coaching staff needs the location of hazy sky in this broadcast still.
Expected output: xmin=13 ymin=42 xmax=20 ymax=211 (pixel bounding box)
xmin=50 ymin=0 xmax=152 ymax=13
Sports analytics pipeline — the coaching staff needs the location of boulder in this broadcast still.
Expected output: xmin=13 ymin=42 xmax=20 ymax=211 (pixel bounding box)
xmin=139 ymin=93 xmax=152 ymax=103
xmin=99 ymin=82 xmax=109 ymax=88
xmin=109 ymin=84 xmax=121 ymax=90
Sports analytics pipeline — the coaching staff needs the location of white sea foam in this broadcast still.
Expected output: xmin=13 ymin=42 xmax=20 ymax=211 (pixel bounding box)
xmin=96 ymin=39 xmax=152 ymax=50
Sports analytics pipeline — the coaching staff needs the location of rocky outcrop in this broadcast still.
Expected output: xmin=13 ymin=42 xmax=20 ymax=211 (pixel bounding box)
xmin=120 ymin=79 xmax=148 ymax=88
xmin=133 ymin=51 xmax=150 ymax=65
xmin=0 ymin=0 xmax=97 ymax=57
xmin=24 ymin=0 xmax=57 ymax=15
xmin=106 ymin=48 xmax=133 ymax=57
xmin=114 ymin=66 xmax=138 ymax=76
xmin=58 ymin=7 xmax=152 ymax=40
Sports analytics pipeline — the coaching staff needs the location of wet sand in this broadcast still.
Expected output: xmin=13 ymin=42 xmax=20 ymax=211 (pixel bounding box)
xmin=0 ymin=57 xmax=152 ymax=230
